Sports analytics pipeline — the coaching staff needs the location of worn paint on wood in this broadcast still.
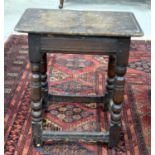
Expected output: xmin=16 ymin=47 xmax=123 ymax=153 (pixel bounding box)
xmin=15 ymin=8 xmax=143 ymax=37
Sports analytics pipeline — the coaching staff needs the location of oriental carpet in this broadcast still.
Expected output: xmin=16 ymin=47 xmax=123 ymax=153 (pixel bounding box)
xmin=4 ymin=35 xmax=151 ymax=155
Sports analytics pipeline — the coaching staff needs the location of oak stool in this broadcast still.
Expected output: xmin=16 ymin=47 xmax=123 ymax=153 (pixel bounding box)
xmin=15 ymin=9 xmax=143 ymax=148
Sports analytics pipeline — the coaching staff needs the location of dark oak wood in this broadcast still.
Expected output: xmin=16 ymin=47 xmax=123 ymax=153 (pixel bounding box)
xmin=14 ymin=9 xmax=143 ymax=37
xmin=40 ymin=53 xmax=48 ymax=109
xmin=14 ymin=9 xmax=143 ymax=148
xmin=41 ymin=36 xmax=118 ymax=54
xmin=42 ymin=131 xmax=109 ymax=143
xmin=104 ymin=55 xmax=116 ymax=111
xmin=48 ymin=94 xmax=105 ymax=104
xmin=109 ymin=38 xmax=130 ymax=148
xmin=28 ymin=34 xmax=43 ymax=147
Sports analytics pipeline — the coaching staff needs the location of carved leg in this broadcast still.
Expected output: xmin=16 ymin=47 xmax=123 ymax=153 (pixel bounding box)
xmin=109 ymin=38 xmax=130 ymax=148
xmin=41 ymin=53 xmax=48 ymax=109
xmin=59 ymin=0 xmax=64 ymax=9
xmin=104 ymin=55 xmax=116 ymax=111
xmin=28 ymin=34 xmax=42 ymax=147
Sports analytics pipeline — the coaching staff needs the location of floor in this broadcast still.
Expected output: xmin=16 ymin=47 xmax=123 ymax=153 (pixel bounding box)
xmin=4 ymin=0 xmax=150 ymax=40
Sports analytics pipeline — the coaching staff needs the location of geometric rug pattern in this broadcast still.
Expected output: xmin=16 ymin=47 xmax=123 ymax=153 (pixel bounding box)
xmin=4 ymin=35 xmax=151 ymax=155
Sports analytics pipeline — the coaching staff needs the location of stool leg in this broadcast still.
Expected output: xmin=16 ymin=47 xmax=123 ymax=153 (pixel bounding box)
xmin=41 ymin=53 xmax=48 ymax=109
xmin=109 ymin=38 xmax=130 ymax=148
xmin=28 ymin=34 xmax=42 ymax=147
xmin=104 ymin=55 xmax=116 ymax=111
xmin=59 ymin=0 xmax=64 ymax=9
xmin=31 ymin=63 xmax=42 ymax=147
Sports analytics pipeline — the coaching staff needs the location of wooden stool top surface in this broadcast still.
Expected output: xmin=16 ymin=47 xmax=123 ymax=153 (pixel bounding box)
xmin=15 ymin=8 xmax=143 ymax=37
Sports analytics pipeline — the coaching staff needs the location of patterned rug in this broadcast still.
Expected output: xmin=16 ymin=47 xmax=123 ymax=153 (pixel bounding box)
xmin=4 ymin=35 xmax=151 ymax=155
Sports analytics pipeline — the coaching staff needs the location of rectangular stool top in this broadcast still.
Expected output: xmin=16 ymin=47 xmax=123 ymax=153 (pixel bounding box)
xmin=15 ymin=8 xmax=143 ymax=37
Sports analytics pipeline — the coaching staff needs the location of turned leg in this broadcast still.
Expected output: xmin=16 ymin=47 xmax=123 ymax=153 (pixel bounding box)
xmin=41 ymin=53 xmax=48 ymax=109
xmin=109 ymin=38 xmax=130 ymax=148
xmin=28 ymin=34 xmax=42 ymax=147
xmin=59 ymin=0 xmax=64 ymax=9
xmin=104 ymin=55 xmax=116 ymax=111
xmin=31 ymin=63 xmax=42 ymax=147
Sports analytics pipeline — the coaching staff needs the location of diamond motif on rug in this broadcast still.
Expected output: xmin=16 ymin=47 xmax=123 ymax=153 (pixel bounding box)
xmin=128 ymin=59 xmax=151 ymax=73
xmin=56 ymin=55 xmax=94 ymax=71
xmin=49 ymin=68 xmax=70 ymax=82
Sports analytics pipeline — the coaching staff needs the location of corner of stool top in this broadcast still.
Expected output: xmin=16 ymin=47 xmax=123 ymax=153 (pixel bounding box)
xmin=14 ymin=8 xmax=144 ymax=37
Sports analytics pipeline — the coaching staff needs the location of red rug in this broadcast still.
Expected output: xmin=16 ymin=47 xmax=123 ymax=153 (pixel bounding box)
xmin=4 ymin=35 xmax=151 ymax=155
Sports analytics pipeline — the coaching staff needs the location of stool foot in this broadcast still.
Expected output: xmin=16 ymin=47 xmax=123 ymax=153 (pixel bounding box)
xmin=108 ymin=124 xmax=121 ymax=148
xmin=32 ymin=122 xmax=43 ymax=147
